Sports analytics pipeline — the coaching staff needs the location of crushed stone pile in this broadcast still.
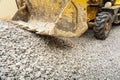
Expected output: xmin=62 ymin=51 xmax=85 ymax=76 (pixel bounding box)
xmin=0 ymin=21 xmax=120 ymax=80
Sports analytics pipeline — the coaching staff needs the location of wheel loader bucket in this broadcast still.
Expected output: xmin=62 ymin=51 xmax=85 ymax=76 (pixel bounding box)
xmin=12 ymin=0 xmax=88 ymax=37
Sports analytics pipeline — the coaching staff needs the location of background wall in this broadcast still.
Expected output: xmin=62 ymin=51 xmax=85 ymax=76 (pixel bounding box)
xmin=0 ymin=0 xmax=17 ymax=18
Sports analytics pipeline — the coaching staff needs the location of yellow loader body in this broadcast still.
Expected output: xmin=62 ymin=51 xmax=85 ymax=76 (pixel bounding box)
xmin=115 ymin=0 xmax=120 ymax=4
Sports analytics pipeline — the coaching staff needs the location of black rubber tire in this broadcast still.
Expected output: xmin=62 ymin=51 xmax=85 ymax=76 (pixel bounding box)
xmin=93 ymin=12 xmax=112 ymax=40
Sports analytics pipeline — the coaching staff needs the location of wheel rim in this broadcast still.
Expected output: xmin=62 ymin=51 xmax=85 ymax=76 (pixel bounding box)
xmin=105 ymin=19 xmax=111 ymax=36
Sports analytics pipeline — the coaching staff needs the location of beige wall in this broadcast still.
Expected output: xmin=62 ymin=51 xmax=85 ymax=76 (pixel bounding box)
xmin=0 ymin=0 xmax=18 ymax=18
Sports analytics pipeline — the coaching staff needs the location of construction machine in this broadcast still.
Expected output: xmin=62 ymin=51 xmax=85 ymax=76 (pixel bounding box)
xmin=0 ymin=0 xmax=120 ymax=40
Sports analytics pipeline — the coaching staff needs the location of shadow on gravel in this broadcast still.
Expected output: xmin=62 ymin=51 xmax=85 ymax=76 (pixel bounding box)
xmin=112 ymin=24 xmax=120 ymax=29
xmin=42 ymin=36 xmax=73 ymax=50
xmin=36 ymin=35 xmax=73 ymax=50
xmin=31 ymin=28 xmax=96 ymax=51
xmin=81 ymin=29 xmax=95 ymax=40
xmin=31 ymin=29 xmax=96 ymax=50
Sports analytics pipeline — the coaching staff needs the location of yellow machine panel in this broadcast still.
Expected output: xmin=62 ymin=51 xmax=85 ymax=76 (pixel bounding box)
xmin=115 ymin=0 xmax=120 ymax=5
xmin=87 ymin=0 xmax=102 ymax=21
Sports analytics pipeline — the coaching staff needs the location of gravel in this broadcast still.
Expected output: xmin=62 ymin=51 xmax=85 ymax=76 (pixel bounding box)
xmin=0 ymin=21 xmax=120 ymax=80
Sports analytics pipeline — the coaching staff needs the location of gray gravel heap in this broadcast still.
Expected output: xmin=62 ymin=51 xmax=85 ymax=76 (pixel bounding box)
xmin=0 ymin=21 xmax=120 ymax=80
